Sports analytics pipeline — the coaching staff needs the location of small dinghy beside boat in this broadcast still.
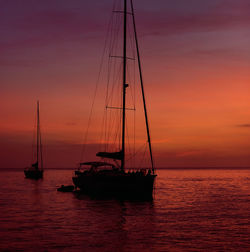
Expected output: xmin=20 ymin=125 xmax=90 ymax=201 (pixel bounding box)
xmin=57 ymin=185 xmax=75 ymax=192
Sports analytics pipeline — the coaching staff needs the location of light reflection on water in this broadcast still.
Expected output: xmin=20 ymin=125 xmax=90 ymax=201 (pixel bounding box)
xmin=0 ymin=169 xmax=250 ymax=251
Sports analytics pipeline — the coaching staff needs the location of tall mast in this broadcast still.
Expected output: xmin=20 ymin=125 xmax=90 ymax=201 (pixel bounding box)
xmin=36 ymin=100 xmax=40 ymax=170
xmin=121 ymin=0 xmax=127 ymax=171
xmin=130 ymin=0 xmax=155 ymax=173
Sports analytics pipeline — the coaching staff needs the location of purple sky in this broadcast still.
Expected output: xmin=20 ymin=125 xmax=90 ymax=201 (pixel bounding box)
xmin=1 ymin=0 xmax=250 ymax=168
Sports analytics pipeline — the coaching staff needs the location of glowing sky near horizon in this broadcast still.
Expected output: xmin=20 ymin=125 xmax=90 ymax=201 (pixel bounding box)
xmin=0 ymin=0 xmax=250 ymax=168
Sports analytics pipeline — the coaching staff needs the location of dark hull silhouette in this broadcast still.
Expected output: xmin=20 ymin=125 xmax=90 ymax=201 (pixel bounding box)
xmin=73 ymin=171 xmax=156 ymax=198
xmin=72 ymin=0 xmax=157 ymax=199
xmin=24 ymin=169 xmax=43 ymax=179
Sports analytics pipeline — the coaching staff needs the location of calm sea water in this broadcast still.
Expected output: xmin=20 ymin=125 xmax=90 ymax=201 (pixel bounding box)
xmin=0 ymin=169 xmax=250 ymax=251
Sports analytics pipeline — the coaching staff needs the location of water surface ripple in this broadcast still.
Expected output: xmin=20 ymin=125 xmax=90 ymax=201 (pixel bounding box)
xmin=0 ymin=169 xmax=250 ymax=251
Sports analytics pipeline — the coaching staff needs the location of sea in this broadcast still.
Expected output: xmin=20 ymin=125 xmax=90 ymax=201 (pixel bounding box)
xmin=0 ymin=168 xmax=250 ymax=251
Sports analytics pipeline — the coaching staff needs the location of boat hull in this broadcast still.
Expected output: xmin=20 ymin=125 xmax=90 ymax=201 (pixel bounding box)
xmin=24 ymin=169 xmax=43 ymax=179
xmin=73 ymin=173 xmax=156 ymax=198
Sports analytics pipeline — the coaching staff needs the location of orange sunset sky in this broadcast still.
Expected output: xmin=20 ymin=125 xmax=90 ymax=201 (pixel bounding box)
xmin=0 ymin=0 xmax=250 ymax=168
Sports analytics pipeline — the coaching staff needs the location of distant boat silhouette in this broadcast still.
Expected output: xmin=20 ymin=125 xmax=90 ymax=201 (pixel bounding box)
xmin=24 ymin=101 xmax=43 ymax=179
xmin=73 ymin=0 xmax=156 ymax=198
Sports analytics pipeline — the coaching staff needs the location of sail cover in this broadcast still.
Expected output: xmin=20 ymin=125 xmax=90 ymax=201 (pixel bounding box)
xmin=96 ymin=151 xmax=122 ymax=160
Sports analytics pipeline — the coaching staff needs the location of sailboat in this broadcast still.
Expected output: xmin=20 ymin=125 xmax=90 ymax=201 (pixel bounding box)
xmin=72 ymin=0 xmax=156 ymax=198
xmin=24 ymin=101 xmax=44 ymax=179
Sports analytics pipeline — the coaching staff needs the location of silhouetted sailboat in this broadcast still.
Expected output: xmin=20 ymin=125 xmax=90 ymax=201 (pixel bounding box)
xmin=73 ymin=0 xmax=156 ymax=198
xmin=24 ymin=101 xmax=43 ymax=179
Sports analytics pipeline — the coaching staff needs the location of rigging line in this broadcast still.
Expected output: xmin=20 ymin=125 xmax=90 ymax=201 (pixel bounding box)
xmin=31 ymin=105 xmax=36 ymax=165
xmin=140 ymin=144 xmax=147 ymax=169
xmin=110 ymin=10 xmax=133 ymax=63
xmin=109 ymin=109 xmax=120 ymax=151
xmin=37 ymin=103 xmax=43 ymax=169
xmin=102 ymin=9 xmax=120 ymax=148
xmin=113 ymin=10 xmax=133 ymax=15
xmin=102 ymin=8 xmax=118 ymax=152
xmin=135 ymin=142 xmax=147 ymax=169
xmin=101 ymin=28 xmax=113 ymax=150
xmin=107 ymin=72 xmax=121 ymax=146
xmin=107 ymin=94 xmax=116 ymax=146
xmin=109 ymin=64 xmax=123 ymax=132
xmin=113 ymin=110 xmax=121 ymax=146
xmin=108 ymin=5 xmax=124 ymax=146
xmin=97 ymin=2 xmax=121 ymax=151
xmin=106 ymin=106 xmax=135 ymax=111
xmin=99 ymin=102 xmax=107 ymax=151
xmin=107 ymin=6 xmax=122 ymax=140
xmin=107 ymin=61 xmax=115 ymax=147
xmin=133 ymin=98 xmax=136 ymax=168
xmin=108 ymin=63 xmax=123 ymax=113
xmin=110 ymin=111 xmax=120 ymax=151
xmin=131 ymin=0 xmax=155 ymax=173
xmin=111 ymin=19 xmax=122 ymax=100
xmin=127 ymin=10 xmax=134 ymax=61
xmin=80 ymin=7 xmax=114 ymax=162
xmin=133 ymin=20 xmax=136 ymax=169
xmin=125 ymin=141 xmax=147 ymax=163
xmin=126 ymin=65 xmax=135 ymax=109
xmin=125 ymin=116 xmax=134 ymax=168
xmin=127 ymin=9 xmax=136 ymax=109
xmin=39 ymin=125 xmax=43 ymax=170
xmin=124 ymin=4 xmax=137 ymax=168
xmin=105 ymin=110 xmax=112 ymax=148
xmin=106 ymin=16 xmax=122 ymax=106
xmin=37 ymin=100 xmax=39 ymax=169
xmin=111 ymin=7 xmax=122 ymax=55
xmin=109 ymin=55 xmax=135 ymax=60
xmin=110 ymin=0 xmax=121 ymax=56
xmin=113 ymin=111 xmax=121 ymax=149
xmin=106 ymin=8 xmax=117 ymax=105
xmin=107 ymin=68 xmax=121 ymax=148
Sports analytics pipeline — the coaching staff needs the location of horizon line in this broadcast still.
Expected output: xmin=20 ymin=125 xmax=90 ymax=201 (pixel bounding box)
xmin=1 ymin=166 xmax=250 ymax=171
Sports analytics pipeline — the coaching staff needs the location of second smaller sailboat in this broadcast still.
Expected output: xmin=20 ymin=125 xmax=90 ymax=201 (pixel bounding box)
xmin=24 ymin=101 xmax=44 ymax=179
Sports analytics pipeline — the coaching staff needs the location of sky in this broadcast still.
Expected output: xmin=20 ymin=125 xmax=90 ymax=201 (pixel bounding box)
xmin=0 ymin=0 xmax=250 ymax=168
